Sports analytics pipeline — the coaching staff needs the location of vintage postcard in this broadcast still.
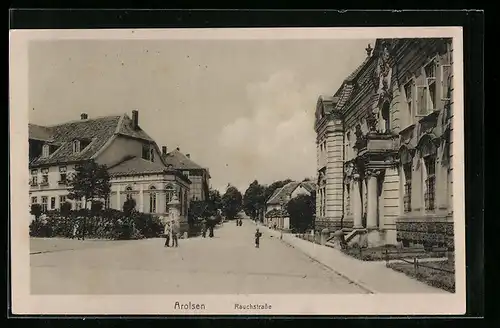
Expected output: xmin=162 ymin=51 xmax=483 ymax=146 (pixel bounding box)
xmin=9 ymin=27 xmax=465 ymax=315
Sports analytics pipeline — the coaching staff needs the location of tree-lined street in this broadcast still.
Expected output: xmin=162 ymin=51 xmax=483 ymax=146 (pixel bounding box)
xmin=30 ymin=220 xmax=367 ymax=294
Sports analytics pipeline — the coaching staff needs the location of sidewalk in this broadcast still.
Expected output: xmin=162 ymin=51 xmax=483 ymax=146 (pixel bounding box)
xmin=252 ymin=221 xmax=449 ymax=294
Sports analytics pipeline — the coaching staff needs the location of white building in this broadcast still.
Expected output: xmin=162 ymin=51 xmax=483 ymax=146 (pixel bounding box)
xmin=28 ymin=110 xmax=191 ymax=228
xmin=264 ymin=180 xmax=316 ymax=230
xmin=314 ymin=38 xmax=454 ymax=249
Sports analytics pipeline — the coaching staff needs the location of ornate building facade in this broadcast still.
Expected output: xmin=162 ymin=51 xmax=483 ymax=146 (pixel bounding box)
xmin=314 ymin=38 xmax=454 ymax=249
xmin=29 ymin=110 xmax=192 ymax=231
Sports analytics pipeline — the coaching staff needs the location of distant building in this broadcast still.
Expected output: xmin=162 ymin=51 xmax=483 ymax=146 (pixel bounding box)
xmin=161 ymin=147 xmax=211 ymax=202
xmin=264 ymin=180 xmax=316 ymax=230
xmin=28 ymin=110 xmax=191 ymax=228
xmin=314 ymin=38 xmax=454 ymax=249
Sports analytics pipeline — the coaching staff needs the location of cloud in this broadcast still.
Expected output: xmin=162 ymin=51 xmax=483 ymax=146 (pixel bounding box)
xmin=215 ymin=70 xmax=320 ymax=192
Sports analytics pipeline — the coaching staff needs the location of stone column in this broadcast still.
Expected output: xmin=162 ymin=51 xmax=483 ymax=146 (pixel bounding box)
xmin=352 ymin=173 xmax=363 ymax=229
xmin=139 ymin=184 xmax=144 ymax=212
xmin=116 ymin=188 xmax=121 ymax=210
xmin=325 ymin=117 xmax=344 ymax=230
xmin=366 ymin=170 xmax=380 ymax=230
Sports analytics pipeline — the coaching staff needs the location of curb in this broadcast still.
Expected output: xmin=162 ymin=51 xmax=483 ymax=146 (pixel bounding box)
xmin=278 ymin=236 xmax=377 ymax=294
xmin=249 ymin=220 xmax=376 ymax=293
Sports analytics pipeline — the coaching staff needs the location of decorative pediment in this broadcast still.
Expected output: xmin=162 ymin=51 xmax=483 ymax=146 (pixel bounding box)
xmin=399 ymin=145 xmax=415 ymax=165
xmin=416 ymin=133 xmax=438 ymax=157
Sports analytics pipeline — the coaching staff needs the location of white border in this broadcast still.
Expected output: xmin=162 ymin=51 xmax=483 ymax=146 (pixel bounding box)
xmin=9 ymin=27 xmax=465 ymax=315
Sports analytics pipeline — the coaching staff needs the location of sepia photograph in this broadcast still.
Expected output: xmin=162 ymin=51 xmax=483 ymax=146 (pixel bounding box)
xmin=10 ymin=27 xmax=465 ymax=315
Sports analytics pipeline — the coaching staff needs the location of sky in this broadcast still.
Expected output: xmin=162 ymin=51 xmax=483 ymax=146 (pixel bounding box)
xmin=29 ymin=38 xmax=372 ymax=193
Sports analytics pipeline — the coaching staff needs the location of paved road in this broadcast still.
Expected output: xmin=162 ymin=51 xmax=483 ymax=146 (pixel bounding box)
xmin=30 ymin=220 xmax=367 ymax=294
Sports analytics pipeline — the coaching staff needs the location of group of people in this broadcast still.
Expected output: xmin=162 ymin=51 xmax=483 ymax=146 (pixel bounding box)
xmin=164 ymin=219 xmax=180 ymax=247
xmin=200 ymin=217 xmax=215 ymax=238
xmin=236 ymin=218 xmax=243 ymax=226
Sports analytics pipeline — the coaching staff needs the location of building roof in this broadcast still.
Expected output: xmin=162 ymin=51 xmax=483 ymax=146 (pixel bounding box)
xmin=107 ymin=156 xmax=167 ymax=176
xmin=29 ymin=113 xmax=155 ymax=167
xmin=300 ymin=181 xmax=317 ymax=193
xmin=162 ymin=149 xmax=204 ymax=170
xmin=266 ymin=181 xmax=301 ymax=205
xmin=28 ymin=124 xmax=55 ymax=141
xmin=107 ymin=156 xmax=191 ymax=183
xmin=267 ymin=180 xmax=316 ymax=205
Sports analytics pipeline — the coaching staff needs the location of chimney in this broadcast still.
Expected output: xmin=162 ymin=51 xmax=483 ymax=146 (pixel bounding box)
xmin=132 ymin=110 xmax=139 ymax=130
xmin=162 ymin=146 xmax=167 ymax=156
xmin=186 ymin=154 xmax=190 ymax=159
xmin=81 ymin=113 xmax=88 ymax=120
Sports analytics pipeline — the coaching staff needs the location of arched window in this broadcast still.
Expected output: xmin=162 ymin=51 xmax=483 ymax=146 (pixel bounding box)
xmin=400 ymin=147 xmax=414 ymax=213
xmin=42 ymin=144 xmax=50 ymax=158
xmin=165 ymin=184 xmax=175 ymax=212
xmin=73 ymin=140 xmax=81 ymax=153
xmin=417 ymin=135 xmax=437 ymax=212
xmin=381 ymin=101 xmax=391 ymax=133
xmin=149 ymin=186 xmax=157 ymax=213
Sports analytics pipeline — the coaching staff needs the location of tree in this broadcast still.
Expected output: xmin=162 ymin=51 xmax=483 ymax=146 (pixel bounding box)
xmin=30 ymin=203 xmax=42 ymax=220
xmin=91 ymin=200 xmax=104 ymax=215
xmin=60 ymin=201 xmax=72 ymax=217
xmin=67 ymin=160 xmax=111 ymax=209
xmin=208 ymin=188 xmax=222 ymax=214
xmin=286 ymin=194 xmax=316 ymax=233
xmin=243 ymin=180 xmax=266 ymax=220
xmin=67 ymin=160 xmax=111 ymax=240
xmin=221 ymin=186 xmax=243 ymax=219
xmin=123 ymin=198 xmax=136 ymax=217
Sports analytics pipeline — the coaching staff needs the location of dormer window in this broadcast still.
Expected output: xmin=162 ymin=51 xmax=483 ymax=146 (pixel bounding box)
xmin=42 ymin=144 xmax=50 ymax=158
xmin=73 ymin=140 xmax=81 ymax=153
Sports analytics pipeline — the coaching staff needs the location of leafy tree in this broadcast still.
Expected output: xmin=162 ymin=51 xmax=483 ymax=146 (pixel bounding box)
xmin=208 ymin=188 xmax=222 ymax=213
xmin=67 ymin=160 xmax=111 ymax=240
xmin=67 ymin=160 xmax=111 ymax=209
xmin=60 ymin=201 xmax=72 ymax=217
xmin=91 ymin=200 xmax=104 ymax=215
xmin=243 ymin=180 xmax=266 ymax=220
xmin=123 ymin=198 xmax=136 ymax=217
xmin=30 ymin=203 xmax=42 ymax=219
xmin=221 ymin=186 xmax=243 ymax=219
xmin=286 ymin=194 xmax=316 ymax=233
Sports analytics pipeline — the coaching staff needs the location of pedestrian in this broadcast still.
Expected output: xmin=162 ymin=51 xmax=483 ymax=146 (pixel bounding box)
xmin=172 ymin=220 xmax=180 ymax=247
xmin=164 ymin=221 xmax=171 ymax=247
xmin=201 ymin=218 xmax=207 ymax=238
xmin=209 ymin=218 xmax=215 ymax=238
xmin=72 ymin=221 xmax=78 ymax=239
xmin=255 ymin=228 xmax=262 ymax=248
xmin=239 ymin=219 xmax=243 ymax=226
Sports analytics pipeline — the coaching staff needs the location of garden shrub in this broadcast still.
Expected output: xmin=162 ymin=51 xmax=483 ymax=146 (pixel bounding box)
xmin=29 ymin=207 xmax=164 ymax=240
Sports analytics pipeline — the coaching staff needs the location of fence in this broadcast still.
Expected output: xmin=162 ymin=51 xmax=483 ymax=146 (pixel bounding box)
xmin=384 ymin=248 xmax=455 ymax=275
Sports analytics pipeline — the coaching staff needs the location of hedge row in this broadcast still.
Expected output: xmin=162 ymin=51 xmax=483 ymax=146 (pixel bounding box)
xmin=29 ymin=209 xmax=164 ymax=240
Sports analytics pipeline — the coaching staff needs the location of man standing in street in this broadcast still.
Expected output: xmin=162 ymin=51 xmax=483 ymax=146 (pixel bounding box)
xmin=172 ymin=219 xmax=180 ymax=247
xmin=164 ymin=221 xmax=171 ymax=247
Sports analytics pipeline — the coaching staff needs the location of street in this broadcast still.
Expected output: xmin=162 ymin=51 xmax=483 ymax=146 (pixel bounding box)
xmin=30 ymin=220 xmax=367 ymax=294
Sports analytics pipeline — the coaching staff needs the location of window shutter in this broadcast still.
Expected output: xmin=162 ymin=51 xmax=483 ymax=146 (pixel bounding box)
xmin=441 ymin=64 xmax=452 ymax=101
xmin=416 ymin=85 xmax=428 ymax=116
